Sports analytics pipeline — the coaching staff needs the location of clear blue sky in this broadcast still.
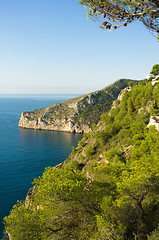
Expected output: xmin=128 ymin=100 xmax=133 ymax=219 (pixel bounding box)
xmin=0 ymin=0 xmax=159 ymax=94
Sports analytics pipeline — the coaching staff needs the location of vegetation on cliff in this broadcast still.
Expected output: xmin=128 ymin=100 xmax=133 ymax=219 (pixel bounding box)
xmin=3 ymin=78 xmax=159 ymax=240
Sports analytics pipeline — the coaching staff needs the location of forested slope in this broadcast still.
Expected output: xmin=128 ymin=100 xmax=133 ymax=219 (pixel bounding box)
xmin=3 ymin=79 xmax=159 ymax=240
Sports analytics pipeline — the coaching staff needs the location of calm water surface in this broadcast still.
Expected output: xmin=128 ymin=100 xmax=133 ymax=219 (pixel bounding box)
xmin=0 ymin=94 xmax=83 ymax=238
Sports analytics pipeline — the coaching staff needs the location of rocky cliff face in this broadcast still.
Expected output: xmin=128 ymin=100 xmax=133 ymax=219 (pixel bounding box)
xmin=3 ymin=232 xmax=12 ymax=240
xmin=18 ymin=96 xmax=91 ymax=133
xmin=147 ymin=116 xmax=159 ymax=131
xmin=19 ymin=79 xmax=136 ymax=133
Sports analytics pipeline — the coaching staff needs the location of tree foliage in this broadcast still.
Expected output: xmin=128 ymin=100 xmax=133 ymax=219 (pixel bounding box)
xmin=3 ymin=80 xmax=159 ymax=239
xmin=150 ymin=63 xmax=159 ymax=76
xmin=96 ymin=127 xmax=159 ymax=240
xmin=4 ymin=167 xmax=100 ymax=240
xmin=79 ymin=0 xmax=159 ymax=37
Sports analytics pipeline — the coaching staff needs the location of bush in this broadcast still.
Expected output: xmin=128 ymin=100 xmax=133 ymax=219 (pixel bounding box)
xmin=85 ymin=144 xmax=96 ymax=157
xmin=148 ymin=229 xmax=159 ymax=240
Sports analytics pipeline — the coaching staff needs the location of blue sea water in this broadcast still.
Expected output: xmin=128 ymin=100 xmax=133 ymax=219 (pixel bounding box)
xmin=0 ymin=94 xmax=83 ymax=238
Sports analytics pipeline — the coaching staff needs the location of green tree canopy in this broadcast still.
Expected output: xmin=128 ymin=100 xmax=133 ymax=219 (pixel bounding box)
xmin=3 ymin=81 xmax=159 ymax=239
xmin=150 ymin=64 xmax=159 ymax=76
xmin=79 ymin=0 xmax=159 ymax=37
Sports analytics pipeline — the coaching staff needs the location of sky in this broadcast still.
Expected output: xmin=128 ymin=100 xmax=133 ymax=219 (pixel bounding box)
xmin=0 ymin=0 xmax=159 ymax=94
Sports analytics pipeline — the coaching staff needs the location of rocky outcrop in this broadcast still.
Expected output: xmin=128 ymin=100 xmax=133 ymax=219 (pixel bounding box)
xmin=147 ymin=116 xmax=159 ymax=131
xmin=19 ymin=79 xmax=137 ymax=133
xmin=3 ymin=232 xmax=12 ymax=240
xmin=18 ymin=96 xmax=94 ymax=133
xmin=112 ymin=86 xmax=131 ymax=108
xmin=25 ymin=186 xmax=36 ymax=208
xmin=19 ymin=109 xmax=91 ymax=133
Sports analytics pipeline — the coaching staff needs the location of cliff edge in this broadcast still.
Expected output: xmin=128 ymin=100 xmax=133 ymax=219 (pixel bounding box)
xmin=19 ymin=79 xmax=135 ymax=133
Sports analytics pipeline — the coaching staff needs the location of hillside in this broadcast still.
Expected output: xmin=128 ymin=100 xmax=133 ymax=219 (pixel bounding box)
xmin=64 ymin=80 xmax=159 ymax=173
xmin=19 ymin=79 xmax=135 ymax=133
xmin=3 ymin=79 xmax=159 ymax=240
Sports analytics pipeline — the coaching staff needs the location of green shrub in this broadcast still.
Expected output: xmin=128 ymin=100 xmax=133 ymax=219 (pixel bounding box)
xmin=72 ymin=146 xmax=76 ymax=153
xmin=85 ymin=144 xmax=96 ymax=157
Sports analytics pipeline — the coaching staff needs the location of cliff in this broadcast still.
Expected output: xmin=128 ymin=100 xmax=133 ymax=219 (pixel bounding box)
xmin=18 ymin=79 xmax=136 ymax=133
xmin=4 ymin=79 xmax=159 ymax=240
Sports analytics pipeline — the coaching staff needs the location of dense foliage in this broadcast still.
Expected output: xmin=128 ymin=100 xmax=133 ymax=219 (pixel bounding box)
xmin=76 ymin=79 xmax=137 ymax=126
xmin=3 ymin=80 xmax=159 ymax=239
xmin=150 ymin=64 xmax=159 ymax=76
xmin=79 ymin=0 xmax=159 ymax=37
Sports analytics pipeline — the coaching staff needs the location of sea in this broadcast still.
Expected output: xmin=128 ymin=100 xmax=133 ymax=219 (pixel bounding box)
xmin=0 ymin=94 xmax=83 ymax=238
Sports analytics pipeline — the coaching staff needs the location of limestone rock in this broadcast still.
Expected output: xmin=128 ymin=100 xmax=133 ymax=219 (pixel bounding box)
xmin=19 ymin=79 xmax=136 ymax=133
xmin=147 ymin=116 xmax=159 ymax=131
